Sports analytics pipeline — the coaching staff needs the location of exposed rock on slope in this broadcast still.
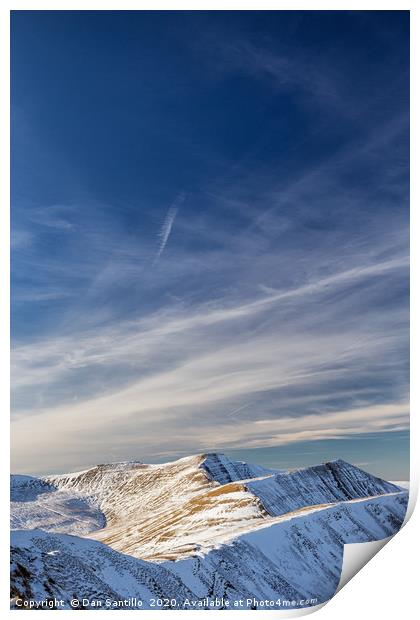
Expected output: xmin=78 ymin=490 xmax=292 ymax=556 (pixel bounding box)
xmin=166 ymin=492 xmax=408 ymax=607
xmin=11 ymin=453 xmax=408 ymax=610
xmin=11 ymin=529 xmax=194 ymax=610
xmin=245 ymin=459 xmax=402 ymax=517
xmin=11 ymin=492 xmax=408 ymax=609
xmin=200 ymin=453 xmax=277 ymax=485
xmin=11 ymin=454 xmax=405 ymax=562
xmin=43 ymin=455 xmax=268 ymax=560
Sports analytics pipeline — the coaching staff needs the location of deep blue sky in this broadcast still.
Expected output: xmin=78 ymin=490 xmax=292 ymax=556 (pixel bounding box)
xmin=11 ymin=11 xmax=409 ymax=478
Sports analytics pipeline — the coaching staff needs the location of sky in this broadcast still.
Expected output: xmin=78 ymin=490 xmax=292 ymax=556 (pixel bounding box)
xmin=11 ymin=11 xmax=409 ymax=479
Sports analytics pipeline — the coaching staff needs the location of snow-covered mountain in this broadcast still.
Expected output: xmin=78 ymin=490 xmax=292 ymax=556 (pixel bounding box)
xmin=165 ymin=492 xmax=408 ymax=608
xmin=201 ymin=453 xmax=277 ymax=484
xmin=40 ymin=455 xmax=270 ymax=560
xmin=11 ymin=453 xmax=408 ymax=610
xmin=11 ymin=474 xmax=105 ymax=535
xmin=245 ymin=458 xmax=402 ymax=517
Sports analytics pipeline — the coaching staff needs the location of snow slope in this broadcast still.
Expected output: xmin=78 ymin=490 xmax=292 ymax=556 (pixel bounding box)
xmin=166 ymin=492 xmax=408 ymax=607
xmin=11 ymin=454 xmax=406 ymax=562
xmin=11 ymin=529 xmax=194 ymax=610
xmin=11 ymin=475 xmax=105 ymax=535
xmin=11 ymin=453 xmax=409 ymax=609
xmin=43 ymin=455 xmax=267 ymax=560
xmin=11 ymin=492 xmax=408 ymax=610
xmin=245 ymin=459 xmax=402 ymax=517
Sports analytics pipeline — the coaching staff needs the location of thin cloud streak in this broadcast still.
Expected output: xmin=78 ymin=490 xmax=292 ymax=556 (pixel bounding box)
xmin=155 ymin=193 xmax=185 ymax=260
xmin=157 ymin=206 xmax=178 ymax=257
xmin=11 ymin=253 xmax=407 ymax=395
xmin=11 ymin=239 xmax=408 ymax=474
xmin=11 ymin=397 xmax=408 ymax=475
xmin=11 ymin=171 xmax=408 ymax=474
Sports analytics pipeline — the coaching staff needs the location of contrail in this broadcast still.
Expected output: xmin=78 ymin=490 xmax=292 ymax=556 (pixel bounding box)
xmin=157 ymin=206 xmax=178 ymax=257
xmin=156 ymin=193 xmax=185 ymax=259
xmin=225 ymin=402 xmax=252 ymax=418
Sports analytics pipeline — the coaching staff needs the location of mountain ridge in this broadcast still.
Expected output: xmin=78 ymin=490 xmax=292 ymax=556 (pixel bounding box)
xmin=11 ymin=491 xmax=408 ymax=610
xmin=11 ymin=453 xmax=405 ymax=561
xmin=11 ymin=452 xmax=408 ymax=609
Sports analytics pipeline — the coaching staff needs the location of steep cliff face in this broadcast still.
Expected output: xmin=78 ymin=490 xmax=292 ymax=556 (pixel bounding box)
xmin=11 ymin=454 xmax=405 ymax=562
xmin=200 ymin=453 xmax=277 ymax=485
xmin=166 ymin=492 xmax=408 ymax=607
xmin=10 ymin=530 xmax=194 ymax=610
xmin=11 ymin=492 xmax=408 ymax=610
xmin=245 ymin=459 xmax=403 ymax=517
xmin=83 ymin=456 xmax=266 ymax=561
xmin=11 ymin=453 xmax=408 ymax=610
xmin=13 ymin=455 xmax=267 ymax=561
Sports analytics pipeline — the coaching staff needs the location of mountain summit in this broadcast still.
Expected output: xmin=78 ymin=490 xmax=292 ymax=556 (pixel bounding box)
xmin=11 ymin=453 xmax=407 ymax=609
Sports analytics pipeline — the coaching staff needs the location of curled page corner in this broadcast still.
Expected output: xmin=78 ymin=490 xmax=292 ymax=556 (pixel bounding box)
xmin=403 ymin=482 xmax=417 ymax=525
xmin=337 ymin=536 xmax=392 ymax=593
xmin=336 ymin=480 xmax=411 ymax=595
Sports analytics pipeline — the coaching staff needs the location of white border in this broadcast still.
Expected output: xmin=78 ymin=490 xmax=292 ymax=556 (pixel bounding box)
xmin=2 ymin=2 xmax=417 ymax=618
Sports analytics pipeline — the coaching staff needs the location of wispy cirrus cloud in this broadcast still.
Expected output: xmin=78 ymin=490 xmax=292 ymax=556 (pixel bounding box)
xmin=11 ymin=235 xmax=409 ymax=474
xmin=11 ymin=143 xmax=408 ymax=474
xmin=218 ymin=40 xmax=343 ymax=109
xmin=11 ymin=129 xmax=409 ymax=473
xmin=155 ymin=193 xmax=185 ymax=260
xmin=11 ymin=13 xmax=409 ymax=475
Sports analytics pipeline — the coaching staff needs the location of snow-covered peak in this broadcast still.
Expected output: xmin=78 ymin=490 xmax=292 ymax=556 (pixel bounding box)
xmin=11 ymin=453 xmax=407 ymax=563
xmin=245 ymin=459 xmax=403 ymax=517
xmin=200 ymin=453 xmax=277 ymax=484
